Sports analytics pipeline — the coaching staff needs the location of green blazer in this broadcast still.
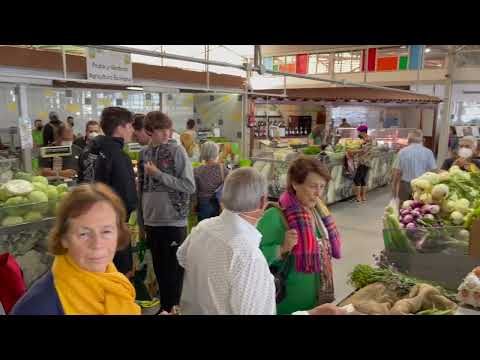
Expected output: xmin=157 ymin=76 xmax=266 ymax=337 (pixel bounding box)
xmin=257 ymin=207 xmax=322 ymax=315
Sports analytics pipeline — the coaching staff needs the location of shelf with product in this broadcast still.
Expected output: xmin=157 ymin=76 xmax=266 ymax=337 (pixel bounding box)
xmin=0 ymin=172 xmax=73 ymax=289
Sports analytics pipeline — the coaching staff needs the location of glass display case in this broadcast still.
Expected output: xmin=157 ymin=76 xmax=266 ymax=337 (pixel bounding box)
xmin=251 ymin=146 xmax=396 ymax=203
xmin=370 ymin=128 xmax=416 ymax=151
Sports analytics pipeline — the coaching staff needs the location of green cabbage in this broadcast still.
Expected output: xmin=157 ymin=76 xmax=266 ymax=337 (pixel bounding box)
xmin=14 ymin=171 xmax=33 ymax=182
xmin=32 ymin=182 xmax=48 ymax=194
xmin=31 ymin=176 xmax=48 ymax=186
xmin=0 ymin=185 xmax=9 ymax=202
xmin=4 ymin=179 xmax=33 ymax=196
xmin=56 ymin=183 xmax=69 ymax=194
xmin=28 ymin=190 xmax=48 ymax=204
xmin=2 ymin=216 xmax=24 ymax=227
xmin=24 ymin=211 xmax=43 ymax=222
xmin=4 ymin=196 xmax=29 ymax=216
xmin=46 ymin=186 xmax=59 ymax=201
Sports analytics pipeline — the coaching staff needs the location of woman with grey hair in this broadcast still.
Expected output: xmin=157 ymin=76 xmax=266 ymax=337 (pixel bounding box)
xmin=194 ymin=141 xmax=229 ymax=221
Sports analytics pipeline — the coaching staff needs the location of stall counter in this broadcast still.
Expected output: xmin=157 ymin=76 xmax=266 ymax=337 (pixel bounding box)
xmin=251 ymin=147 xmax=396 ymax=204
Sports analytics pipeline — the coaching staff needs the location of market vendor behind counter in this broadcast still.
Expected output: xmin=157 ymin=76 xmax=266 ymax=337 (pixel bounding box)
xmin=39 ymin=124 xmax=82 ymax=179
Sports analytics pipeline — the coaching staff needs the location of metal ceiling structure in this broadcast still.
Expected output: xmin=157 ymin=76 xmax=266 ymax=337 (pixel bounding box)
xmin=85 ymin=45 xmax=429 ymax=97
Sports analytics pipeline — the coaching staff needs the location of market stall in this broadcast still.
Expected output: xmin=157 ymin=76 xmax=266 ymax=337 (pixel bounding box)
xmin=247 ymin=87 xmax=441 ymax=203
xmin=339 ymin=166 xmax=480 ymax=315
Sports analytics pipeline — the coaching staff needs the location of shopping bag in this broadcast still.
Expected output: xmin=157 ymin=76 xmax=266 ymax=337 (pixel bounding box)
xmin=387 ymin=197 xmax=400 ymax=211
xmin=0 ymin=253 xmax=27 ymax=314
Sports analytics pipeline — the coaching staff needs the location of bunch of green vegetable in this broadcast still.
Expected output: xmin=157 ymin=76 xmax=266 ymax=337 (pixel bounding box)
xmin=348 ymin=264 xmax=457 ymax=301
xmin=383 ymin=203 xmax=416 ymax=253
xmin=302 ymin=146 xmax=321 ymax=155
xmin=416 ymin=308 xmax=455 ymax=315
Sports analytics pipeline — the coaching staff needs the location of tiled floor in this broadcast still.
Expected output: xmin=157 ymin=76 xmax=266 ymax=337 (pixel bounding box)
xmin=329 ymin=186 xmax=391 ymax=303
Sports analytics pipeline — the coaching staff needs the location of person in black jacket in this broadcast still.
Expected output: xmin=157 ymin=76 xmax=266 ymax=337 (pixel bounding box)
xmin=42 ymin=111 xmax=62 ymax=146
xmin=78 ymin=107 xmax=137 ymax=277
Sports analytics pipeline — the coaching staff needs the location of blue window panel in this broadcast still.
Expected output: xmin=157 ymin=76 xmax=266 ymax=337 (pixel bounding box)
xmin=409 ymin=45 xmax=424 ymax=70
xmin=263 ymin=57 xmax=273 ymax=71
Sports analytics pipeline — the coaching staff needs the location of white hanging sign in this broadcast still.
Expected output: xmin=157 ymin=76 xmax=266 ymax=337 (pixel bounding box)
xmin=18 ymin=116 xmax=33 ymax=150
xmin=86 ymin=48 xmax=133 ymax=84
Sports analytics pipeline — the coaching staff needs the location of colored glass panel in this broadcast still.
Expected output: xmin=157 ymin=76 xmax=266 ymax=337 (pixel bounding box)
xmin=399 ymin=56 xmax=408 ymax=70
xmin=376 ymin=56 xmax=398 ymax=71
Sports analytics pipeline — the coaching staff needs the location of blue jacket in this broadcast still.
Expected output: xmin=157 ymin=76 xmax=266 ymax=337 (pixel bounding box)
xmin=10 ymin=271 xmax=64 ymax=315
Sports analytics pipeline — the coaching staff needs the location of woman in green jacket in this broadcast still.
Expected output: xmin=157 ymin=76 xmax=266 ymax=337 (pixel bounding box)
xmin=257 ymin=156 xmax=342 ymax=315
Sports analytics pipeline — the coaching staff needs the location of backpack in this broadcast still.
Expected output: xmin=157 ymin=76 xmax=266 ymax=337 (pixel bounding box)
xmin=79 ymin=146 xmax=113 ymax=184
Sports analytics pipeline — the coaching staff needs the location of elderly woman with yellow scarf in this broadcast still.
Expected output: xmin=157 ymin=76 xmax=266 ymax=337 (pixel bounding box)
xmin=11 ymin=183 xmax=141 ymax=315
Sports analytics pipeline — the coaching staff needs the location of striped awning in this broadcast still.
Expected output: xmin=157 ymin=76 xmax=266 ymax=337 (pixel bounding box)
xmin=250 ymin=87 xmax=441 ymax=104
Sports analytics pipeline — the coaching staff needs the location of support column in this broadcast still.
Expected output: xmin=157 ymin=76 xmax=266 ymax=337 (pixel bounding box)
xmin=437 ymin=47 xmax=455 ymax=167
xmin=16 ymin=84 xmax=32 ymax=173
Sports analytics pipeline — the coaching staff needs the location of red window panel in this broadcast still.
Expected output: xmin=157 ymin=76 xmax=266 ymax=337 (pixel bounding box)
xmin=367 ymin=48 xmax=377 ymax=71
xmin=296 ymin=54 xmax=308 ymax=74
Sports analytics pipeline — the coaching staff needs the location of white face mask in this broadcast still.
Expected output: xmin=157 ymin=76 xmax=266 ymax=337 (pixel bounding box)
xmin=61 ymin=141 xmax=73 ymax=146
xmin=458 ymin=147 xmax=473 ymax=159
xmin=88 ymin=132 xmax=99 ymax=140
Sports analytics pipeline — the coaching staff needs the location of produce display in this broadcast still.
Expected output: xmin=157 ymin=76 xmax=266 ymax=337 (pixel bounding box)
xmin=457 ymin=267 xmax=480 ymax=308
xmin=383 ymin=166 xmax=480 ymax=254
xmin=334 ymin=138 xmax=364 ymax=153
xmin=252 ymin=145 xmax=395 ymax=203
xmin=0 ymin=173 xmax=69 ymax=227
xmin=344 ymin=264 xmax=458 ymax=315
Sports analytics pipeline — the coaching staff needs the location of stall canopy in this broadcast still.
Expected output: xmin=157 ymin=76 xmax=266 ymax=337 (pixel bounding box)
xmin=250 ymin=87 xmax=442 ymax=104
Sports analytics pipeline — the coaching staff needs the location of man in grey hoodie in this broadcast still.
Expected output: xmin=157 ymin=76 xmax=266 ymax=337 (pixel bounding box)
xmin=138 ymin=111 xmax=196 ymax=313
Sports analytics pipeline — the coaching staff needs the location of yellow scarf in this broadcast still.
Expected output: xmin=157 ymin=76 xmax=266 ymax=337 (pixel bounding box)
xmin=52 ymin=255 xmax=141 ymax=315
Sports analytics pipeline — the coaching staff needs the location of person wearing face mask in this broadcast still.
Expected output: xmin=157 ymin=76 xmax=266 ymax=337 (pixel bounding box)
xmin=137 ymin=111 xmax=195 ymax=314
xmin=39 ymin=123 xmax=82 ymax=179
xmin=74 ymin=120 xmax=101 ymax=150
xmin=441 ymin=136 xmax=480 ymax=173
xmin=177 ymin=166 xmax=345 ymax=315
xmin=32 ymin=119 xmax=44 ymax=148
xmin=257 ymin=157 xmax=342 ymax=315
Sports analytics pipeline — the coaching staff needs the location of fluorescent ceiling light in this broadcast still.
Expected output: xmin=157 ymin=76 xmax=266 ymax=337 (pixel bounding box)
xmin=126 ymin=86 xmax=144 ymax=91
xmin=425 ymin=48 xmax=431 ymax=53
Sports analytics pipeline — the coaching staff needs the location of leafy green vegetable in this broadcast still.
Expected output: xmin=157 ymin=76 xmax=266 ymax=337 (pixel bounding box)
xmin=302 ymin=146 xmax=321 ymax=155
xmin=348 ymin=264 xmax=457 ymax=301
xmin=416 ymin=308 xmax=455 ymax=315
